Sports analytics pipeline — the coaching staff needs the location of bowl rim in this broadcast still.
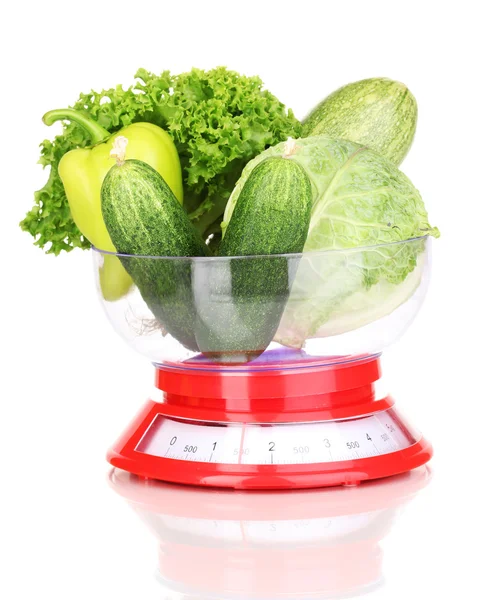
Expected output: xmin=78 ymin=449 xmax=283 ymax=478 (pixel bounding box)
xmin=92 ymin=234 xmax=430 ymax=261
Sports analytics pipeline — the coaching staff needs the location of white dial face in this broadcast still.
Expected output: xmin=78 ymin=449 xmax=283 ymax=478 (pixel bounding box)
xmin=136 ymin=408 xmax=415 ymax=465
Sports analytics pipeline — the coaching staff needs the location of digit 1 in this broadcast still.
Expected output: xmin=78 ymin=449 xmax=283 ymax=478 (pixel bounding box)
xmin=212 ymin=442 xmax=217 ymax=451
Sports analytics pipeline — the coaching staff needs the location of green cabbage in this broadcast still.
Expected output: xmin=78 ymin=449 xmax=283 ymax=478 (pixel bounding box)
xmin=223 ymin=136 xmax=439 ymax=347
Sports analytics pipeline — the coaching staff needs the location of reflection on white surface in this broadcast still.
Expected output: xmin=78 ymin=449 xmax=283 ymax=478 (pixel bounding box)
xmin=109 ymin=467 xmax=431 ymax=599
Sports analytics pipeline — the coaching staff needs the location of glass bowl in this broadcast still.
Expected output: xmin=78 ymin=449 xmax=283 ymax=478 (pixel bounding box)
xmin=92 ymin=236 xmax=431 ymax=368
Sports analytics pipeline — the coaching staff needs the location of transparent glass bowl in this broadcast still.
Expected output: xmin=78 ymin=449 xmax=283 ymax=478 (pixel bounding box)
xmin=93 ymin=236 xmax=431 ymax=367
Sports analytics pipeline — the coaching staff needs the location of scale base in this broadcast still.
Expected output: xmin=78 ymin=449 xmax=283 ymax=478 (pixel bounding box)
xmin=108 ymin=399 xmax=433 ymax=490
xmin=108 ymin=357 xmax=433 ymax=490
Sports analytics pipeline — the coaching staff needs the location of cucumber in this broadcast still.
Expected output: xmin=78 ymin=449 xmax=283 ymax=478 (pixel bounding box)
xmin=302 ymin=78 xmax=417 ymax=165
xmin=101 ymin=159 xmax=209 ymax=350
xmin=194 ymin=157 xmax=312 ymax=362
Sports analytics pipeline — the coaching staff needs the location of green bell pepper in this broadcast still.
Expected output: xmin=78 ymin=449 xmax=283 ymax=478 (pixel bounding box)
xmin=43 ymin=108 xmax=183 ymax=301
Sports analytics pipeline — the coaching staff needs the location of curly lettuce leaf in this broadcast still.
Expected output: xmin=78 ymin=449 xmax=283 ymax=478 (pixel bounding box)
xmin=223 ymin=136 xmax=439 ymax=346
xmin=21 ymin=68 xmax=301 ymax=254
xmin=135 ymin=67 xmax=301 ymax=231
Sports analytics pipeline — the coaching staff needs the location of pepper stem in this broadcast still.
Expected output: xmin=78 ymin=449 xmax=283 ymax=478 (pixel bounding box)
xmin=42 ymin=108 xmax=110 ymax=144
xmin=110 ymin=136 xmax=129 ymax=165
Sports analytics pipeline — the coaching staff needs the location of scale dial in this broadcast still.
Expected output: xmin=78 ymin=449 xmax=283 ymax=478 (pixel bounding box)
xmin=136 ymin=407 xmax=417 ymax=466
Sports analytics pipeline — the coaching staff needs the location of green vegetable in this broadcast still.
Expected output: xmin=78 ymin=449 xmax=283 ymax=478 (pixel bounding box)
xmin=312 ymin=251 xmax=426 ymax=338
xmin=41 ymin=109 xmax=183 ymax=301
xmin=195 ymin=156 xmax=312 ymax=362
xmin=224 ymin=136 xmax=439 ymax=347
xmin=21 ymin=67 xmax=301 ymax=255
xmin=101 ymin=151 xmax=210 ymax=350
xmin=302 ymin=78 xmax=417 ymax=166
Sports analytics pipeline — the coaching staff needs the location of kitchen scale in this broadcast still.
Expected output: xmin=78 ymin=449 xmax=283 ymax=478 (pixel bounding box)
xmin=108 ymin=465 xmax=431 ymax=598
xmin=96 ymin=236 xmax=434 ymax=489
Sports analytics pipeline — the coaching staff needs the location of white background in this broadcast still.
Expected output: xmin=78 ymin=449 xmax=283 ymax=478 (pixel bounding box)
xmin=1 ymin=1 xmax=478 ymax=598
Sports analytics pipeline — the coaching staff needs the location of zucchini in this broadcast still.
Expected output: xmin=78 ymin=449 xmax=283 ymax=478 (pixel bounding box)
xmin=302 ymin=78 xmax=417 ymax=165
xmin=101 ymin=159 xmax=209 ymax=350
xmin=195 ymin=157 xmax=312 ymax=362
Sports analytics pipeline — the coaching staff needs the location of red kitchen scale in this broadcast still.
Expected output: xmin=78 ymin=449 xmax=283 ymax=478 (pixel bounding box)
xmin=108 ymin=352 xmax=432 ymax=489
xmin=96 ymin=235 xmax=434 ymax=490
xmin=108 ymin=351 xmax=432 ymax=489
